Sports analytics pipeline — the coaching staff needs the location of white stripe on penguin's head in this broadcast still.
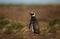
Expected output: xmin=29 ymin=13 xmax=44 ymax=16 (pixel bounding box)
xmin=30 ymin=12 xmax=36 ymax=17
xmin=32 ymin=13 xmax=35 ymax=17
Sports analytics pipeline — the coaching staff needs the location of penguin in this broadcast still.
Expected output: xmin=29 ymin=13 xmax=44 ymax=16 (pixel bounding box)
xmin=29 ymin=12 xmax=40 ymax=35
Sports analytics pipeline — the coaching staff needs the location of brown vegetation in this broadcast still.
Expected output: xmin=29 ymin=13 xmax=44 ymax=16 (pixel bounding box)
xmin=0 ymin=4 xmax=60 ymax=24
xmin=0 ymin=4 xmax=60 ymax=39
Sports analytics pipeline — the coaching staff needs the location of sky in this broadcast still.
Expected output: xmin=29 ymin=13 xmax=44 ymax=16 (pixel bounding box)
xmin=0 ymin=0 xmax=60 ymax=4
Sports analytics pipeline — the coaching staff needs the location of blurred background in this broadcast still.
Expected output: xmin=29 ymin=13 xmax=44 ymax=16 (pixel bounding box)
xmin=0 ymin=0 xmax=60 ymax=39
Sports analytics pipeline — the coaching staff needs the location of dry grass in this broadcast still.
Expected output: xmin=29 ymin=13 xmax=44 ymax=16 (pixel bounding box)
xmin=0 ymin=4 xmax=60 ymax=39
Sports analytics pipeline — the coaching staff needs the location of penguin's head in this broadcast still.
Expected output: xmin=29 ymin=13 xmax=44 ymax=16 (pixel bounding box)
xmin=30 ymin=12 xmax=35 ymax=17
